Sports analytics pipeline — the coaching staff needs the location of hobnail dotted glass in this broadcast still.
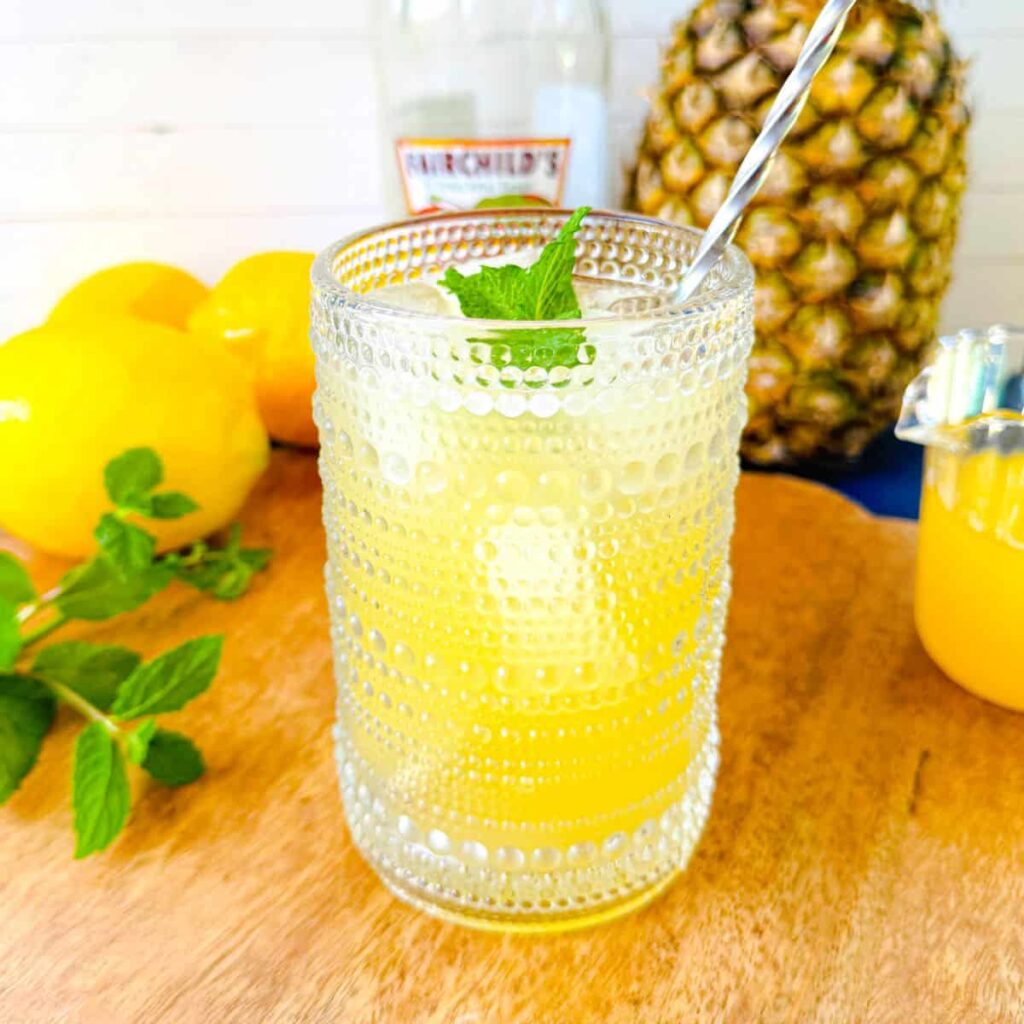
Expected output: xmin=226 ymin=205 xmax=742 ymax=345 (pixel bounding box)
xmin=311 ymin=209 xmax=754 ymax=931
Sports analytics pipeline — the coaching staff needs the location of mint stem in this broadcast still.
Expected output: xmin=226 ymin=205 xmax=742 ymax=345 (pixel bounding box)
xmin=168 ymin=542 xmax=210 ymax=569
xmin=21 ymin=613 xmax=69 ymax=649
xmin=36 ymin=675 xmax=121 ymax=739
xmin=16 ymin=585 xmax=61 ymax=626
xmin=16 ymin=603 xmax=40 ymax=625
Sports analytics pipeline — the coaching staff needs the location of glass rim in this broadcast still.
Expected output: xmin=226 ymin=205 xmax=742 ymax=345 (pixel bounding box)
xmin=311 ymin=207 xmax=754 ymax=331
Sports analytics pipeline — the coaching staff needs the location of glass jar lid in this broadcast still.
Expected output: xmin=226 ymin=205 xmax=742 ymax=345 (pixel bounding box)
xmin=896 ymin=325 xmax=1024 ymax=452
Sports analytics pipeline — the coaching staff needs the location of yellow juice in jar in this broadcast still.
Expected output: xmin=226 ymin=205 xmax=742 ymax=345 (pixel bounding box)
xmin=916 ymin=443 xmax=1024 ymax=710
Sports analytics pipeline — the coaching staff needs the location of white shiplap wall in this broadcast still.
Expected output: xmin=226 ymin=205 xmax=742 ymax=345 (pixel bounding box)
xmin=1 ymin=0 xmax=1022 ymax=336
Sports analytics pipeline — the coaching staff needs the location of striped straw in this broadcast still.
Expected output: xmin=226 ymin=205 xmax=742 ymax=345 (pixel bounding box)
xmin=673 ymin=0 xmax=859 ymax=304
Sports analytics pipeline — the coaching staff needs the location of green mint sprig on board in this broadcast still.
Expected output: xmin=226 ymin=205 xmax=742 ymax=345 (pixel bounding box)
xmin=0 ymin=447 xmax=270 ymax=857
xmin=440 ymin=206 xmax=591 ymax=372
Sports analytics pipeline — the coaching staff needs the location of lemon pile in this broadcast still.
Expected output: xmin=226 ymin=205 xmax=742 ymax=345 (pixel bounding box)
xmin=0 ymin=255 xmax=317 ymax=558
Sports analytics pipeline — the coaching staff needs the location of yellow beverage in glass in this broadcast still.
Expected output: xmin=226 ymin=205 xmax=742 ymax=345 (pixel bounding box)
xmin=312 ymin=210 xmax=754 ymax=930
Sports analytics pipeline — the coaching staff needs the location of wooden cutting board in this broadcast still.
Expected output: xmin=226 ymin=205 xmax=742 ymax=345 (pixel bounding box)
xmin=2 ymin=450 xmax=1022 ymax=1024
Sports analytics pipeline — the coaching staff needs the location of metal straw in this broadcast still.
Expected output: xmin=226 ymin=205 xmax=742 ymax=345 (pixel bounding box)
xmin=672 ymin=0 xmax=859 ymax=304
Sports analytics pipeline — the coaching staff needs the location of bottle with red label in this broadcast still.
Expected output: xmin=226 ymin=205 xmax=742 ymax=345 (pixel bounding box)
xmin=376 ymin=0 xmax=610 ymax=216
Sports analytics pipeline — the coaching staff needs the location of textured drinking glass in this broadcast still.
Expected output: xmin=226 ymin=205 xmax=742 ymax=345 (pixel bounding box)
xmin=311 ymin=209 xmax=754 ymax=931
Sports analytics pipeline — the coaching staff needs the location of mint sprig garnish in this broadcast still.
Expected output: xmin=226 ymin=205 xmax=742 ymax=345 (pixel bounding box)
xmin=440 ymin=206 xmax=591 ymax=372
xmin=0 ymin=446 xmax=270 ymax=857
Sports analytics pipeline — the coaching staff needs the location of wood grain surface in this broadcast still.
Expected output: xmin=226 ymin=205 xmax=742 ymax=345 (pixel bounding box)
xmin=1 ymin=450 xmax=1022 ymax=1024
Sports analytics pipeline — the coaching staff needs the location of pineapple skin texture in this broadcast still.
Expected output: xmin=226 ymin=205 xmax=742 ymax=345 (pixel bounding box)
xmin=629 ymin=0 xmax=970 ymax=465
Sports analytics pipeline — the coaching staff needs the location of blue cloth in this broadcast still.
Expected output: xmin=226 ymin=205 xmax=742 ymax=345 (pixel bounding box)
xmin=751 ymin=431 xmax=924 ymax=520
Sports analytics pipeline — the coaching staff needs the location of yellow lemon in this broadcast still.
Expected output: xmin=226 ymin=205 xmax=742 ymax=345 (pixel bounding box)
xmin=188 ymin=252 xmax=317 ymax=448
xmin=49 ymin=262 xmax=209 ymax=331
xmin=0 ymin=319 xmax=269 ymax=558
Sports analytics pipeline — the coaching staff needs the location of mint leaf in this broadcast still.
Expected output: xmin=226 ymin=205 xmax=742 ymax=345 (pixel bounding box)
xmin=0 ymin=675 xmax=55 ymax=804
xmin=0 ymin=553 xmax=35 ymax=606
xmin=441 ymin=207 xmax=589 ymax=321
xmin=126 ymin=718 xmax=157 ymax=766
xmin=440 ymin=206 xmax=590 ymax=371
xmin=105 ymin=490 xmax=198 ymax=520
xmin=491 ymin=325 xmax=586 ymax=375
xmin=148 ymin=492 xmax=199 ymax=520
xmin=111 ymin=636 xmax=223 ymax=719
xmin=202 ymin=564 xmax=251 ymax=601
xmin=72 ymin=721 xmax=131 ymax=857
xmin=171 ymin=550 xmax=270 ymax=600
xmin=440 ymin=264 xmax=531 ymax=320
xmin=0 ymin=599 xmax=20 ymax=671
xmin=529 ymin=206 xmax=590 ymax=319
xmin=33 ymin=642 xmax=140 ymax=711
xmin=142 ymin=729 xmax=204 ymax=786
xmin=56 ymin=558 xmax=173 ymax=622
xmin=94 ymin=515 xmax=157 ymax=578
xmin=239 ymin=547 xmax=271 ymax=572
xmin=167 ymin=526 xmax=271 ymax=601
xmin=104 ymin=448 xmax=162 ymax=508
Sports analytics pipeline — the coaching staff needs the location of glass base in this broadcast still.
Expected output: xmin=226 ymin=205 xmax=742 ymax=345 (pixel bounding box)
xmin=337 ymin=727 xmax=718 ymax=933
xmin=376 ymin=861 xmax=682 ymax=934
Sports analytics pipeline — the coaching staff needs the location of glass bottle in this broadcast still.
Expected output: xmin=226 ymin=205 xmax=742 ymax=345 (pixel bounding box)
xmin=376 ymin=0 xmax=610 ymax=215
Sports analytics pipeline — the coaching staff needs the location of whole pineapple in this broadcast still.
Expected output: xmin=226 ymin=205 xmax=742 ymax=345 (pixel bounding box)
xmin=629 ymin=0 xmax=969 ymax=465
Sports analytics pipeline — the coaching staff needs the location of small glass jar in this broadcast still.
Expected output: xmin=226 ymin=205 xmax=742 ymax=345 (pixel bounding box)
xmin=896 ymin=326 xmax=1024 ymax=711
